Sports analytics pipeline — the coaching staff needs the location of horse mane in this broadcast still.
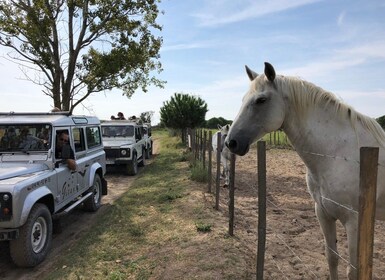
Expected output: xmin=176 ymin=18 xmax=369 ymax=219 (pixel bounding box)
xmin=275 ymin=75 xmax=385 ymax=147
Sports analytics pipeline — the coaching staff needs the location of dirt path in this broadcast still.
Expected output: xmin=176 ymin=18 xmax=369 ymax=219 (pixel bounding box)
xmin=0 ymin=142 xmax=159 ymax=280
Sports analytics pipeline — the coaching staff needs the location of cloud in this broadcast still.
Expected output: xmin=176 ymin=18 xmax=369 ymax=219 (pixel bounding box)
xmin=193 ymin=0 xmax=322 ymax=27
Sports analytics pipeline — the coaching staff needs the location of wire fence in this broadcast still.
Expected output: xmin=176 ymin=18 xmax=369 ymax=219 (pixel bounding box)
xmin=186 ymin=127 xmax=382 ymax=280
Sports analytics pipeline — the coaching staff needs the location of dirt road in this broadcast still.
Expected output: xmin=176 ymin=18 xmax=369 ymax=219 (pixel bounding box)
xmin=0 ymin=162 xmax=151 ymax=280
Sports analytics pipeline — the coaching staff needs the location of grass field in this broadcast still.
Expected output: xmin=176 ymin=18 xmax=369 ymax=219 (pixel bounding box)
xmin=42 ymin=129 xmax=253 ymax=279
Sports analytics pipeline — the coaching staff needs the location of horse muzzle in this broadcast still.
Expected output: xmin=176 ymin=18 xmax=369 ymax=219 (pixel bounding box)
xmin=226 ymin=138 xmax=249 ymax=156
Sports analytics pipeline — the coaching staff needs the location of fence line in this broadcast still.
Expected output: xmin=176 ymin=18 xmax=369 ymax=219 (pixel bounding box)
xmin=187 ymin=128 xmax=380 ymax=279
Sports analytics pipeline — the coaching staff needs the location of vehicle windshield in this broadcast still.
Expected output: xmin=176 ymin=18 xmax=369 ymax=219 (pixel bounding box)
xmin=0 ymin=124 xmax=52 ymax=153
xmin=101 ymin=125 xmax=134 ymax=137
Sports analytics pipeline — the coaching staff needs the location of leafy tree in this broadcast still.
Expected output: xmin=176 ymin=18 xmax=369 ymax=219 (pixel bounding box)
xmin=160 ymin=93 xmax=208 ymax=138
xmin=140 ymin=111 xmax=154 ymax=123
xmin=206 ymin=117 xmax=232 ymax=129
xmin=377 ymin=115 xmax=385 ymax=129
xmin=0 ymin=0 xmax=164 ymax=113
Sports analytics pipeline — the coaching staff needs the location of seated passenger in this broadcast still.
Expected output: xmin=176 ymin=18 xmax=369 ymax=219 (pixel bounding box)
xmin=55 ymin=131 xmax=77 ymax=171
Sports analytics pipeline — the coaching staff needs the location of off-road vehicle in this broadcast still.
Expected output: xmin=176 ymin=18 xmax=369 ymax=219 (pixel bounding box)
xmin=101 ymin=120 xmax=146 ymax=175
xmin=0 ymin=112 xmax=107 ymax=267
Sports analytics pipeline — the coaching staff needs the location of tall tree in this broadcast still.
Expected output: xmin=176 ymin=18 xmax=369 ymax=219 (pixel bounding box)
xmin=160 ymin=93 xmax=207 ymax=139
xmin=140 ymin=110 xmax=154 ymax=123
xmin=0 ymin=0 xmax=164 ymax=112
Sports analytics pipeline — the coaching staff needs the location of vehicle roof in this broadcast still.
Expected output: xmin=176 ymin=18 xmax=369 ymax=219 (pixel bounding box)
xmin=101 ymin=120 xmax=142 ymax=126
xmin=0 ymin=112 xmax=100 ymax=126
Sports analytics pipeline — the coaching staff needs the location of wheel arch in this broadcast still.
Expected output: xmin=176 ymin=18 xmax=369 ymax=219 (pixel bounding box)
xmin=20 ymin=187 xmax=54 ymax=226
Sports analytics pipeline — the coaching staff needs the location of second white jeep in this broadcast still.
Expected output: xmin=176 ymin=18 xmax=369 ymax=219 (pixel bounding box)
xmin=101 ymin=120 xmax=146 ymax=175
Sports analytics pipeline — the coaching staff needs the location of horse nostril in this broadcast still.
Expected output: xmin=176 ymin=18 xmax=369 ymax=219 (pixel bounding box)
xmin=227 ymin=139 xmax=237 ymax=150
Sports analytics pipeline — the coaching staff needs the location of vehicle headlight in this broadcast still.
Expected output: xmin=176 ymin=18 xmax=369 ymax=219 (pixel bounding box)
xmin=120 ymin=148 xmax=130 ymax=156
xmin=0 ymin=193 xmax=12 ymax=220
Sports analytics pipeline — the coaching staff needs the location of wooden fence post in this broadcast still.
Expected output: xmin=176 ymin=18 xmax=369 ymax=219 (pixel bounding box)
xmin=357 ymin=147 xmax=379 ymax=280
xmin=256 ymin=141 xmax=267 ymax=280
xmin=208 ymin=131 xmax=212 ymax=193
xmin=228 ymin=153 xmax=236 ymax=236
xmin=203 ymin=130 xmax=207 ymax=169
xmin=215 ymin=132 xmax=221 ymax=210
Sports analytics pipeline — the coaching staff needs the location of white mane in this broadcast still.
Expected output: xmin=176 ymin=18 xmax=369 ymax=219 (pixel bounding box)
xmin=275 ymin=75 xmax=385 ymax=148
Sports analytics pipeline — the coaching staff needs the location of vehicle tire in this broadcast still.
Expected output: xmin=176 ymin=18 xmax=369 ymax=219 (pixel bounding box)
xmin=83 ymin=173 xmax=102 ymax=212
xmin=138 ymin=148 xmax=145 ymax=167
xmin=144 ymin=146 xmax=151 ymax=159
xmin=10 ymin=203 xmax=52 ymax=267
xmin=127 ymin=153 xmax=138 ymax=175
xmin=150 ymin=140 xmax=153 ymax=155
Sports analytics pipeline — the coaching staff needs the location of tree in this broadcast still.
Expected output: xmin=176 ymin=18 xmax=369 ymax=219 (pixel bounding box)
xmin=140 ymin=110 xmax=154 ymax=123
xmin=160 ymin=93 xmax=208 ymax=139
xmin=377 ymin=115 xmax=385 ymax=129
xmin=0 ymin=0 xmax=164 ymax=113
xmin=206 ymin=117 xmax=232 ymax=129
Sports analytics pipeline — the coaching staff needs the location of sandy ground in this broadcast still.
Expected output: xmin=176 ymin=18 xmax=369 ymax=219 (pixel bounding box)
xmin=215 ymin=147 xmax=385 ymax=279
xmin=1 ymin=140 xmax=385 ymax=279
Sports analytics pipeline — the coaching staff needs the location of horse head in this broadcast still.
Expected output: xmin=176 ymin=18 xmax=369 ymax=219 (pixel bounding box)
xmin=226 ymin=62 xmax=286 ymax=156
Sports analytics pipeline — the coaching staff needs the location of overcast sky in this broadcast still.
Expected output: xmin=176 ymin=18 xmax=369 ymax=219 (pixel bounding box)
xmin=0 ymin=0 xmax=384 ymax=125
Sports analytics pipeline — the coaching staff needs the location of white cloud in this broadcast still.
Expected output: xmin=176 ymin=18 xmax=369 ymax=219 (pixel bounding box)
xmin=193 ymin=0 xmax=322 ymax=27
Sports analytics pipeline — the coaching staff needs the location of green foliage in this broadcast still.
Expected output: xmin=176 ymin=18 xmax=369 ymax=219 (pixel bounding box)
xmin=205 ymin=117 xmax=232 ymax=129
xmin=160 ymin=93 xmax=208 ymax=130
xmin=140 ymin=111 xmax=154 ymax=124
xmin=195 ymin=222 xmax=212 ymax=233
xmin=190 ymin=160 xmax=208 ymax=183
xmin=376 ymin=115 xmax=385 ymax=129
xmin=0 ymin=0 xmax=164 ymax=112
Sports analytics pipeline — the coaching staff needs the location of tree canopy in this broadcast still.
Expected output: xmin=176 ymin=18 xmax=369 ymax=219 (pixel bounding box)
xmin=376 ymin=115 xmax=385 ymax=129
xmin=205 ymin=117 xmax=232 ymax=129
xmin=160 ymin=93 xmax=208 ymax=129
xmin=0 ymin=0 xmax=164 ymax=112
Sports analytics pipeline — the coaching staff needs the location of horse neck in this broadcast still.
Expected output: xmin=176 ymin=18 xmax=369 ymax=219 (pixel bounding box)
xmin=281 ymin=102 xmax=358 ymax=166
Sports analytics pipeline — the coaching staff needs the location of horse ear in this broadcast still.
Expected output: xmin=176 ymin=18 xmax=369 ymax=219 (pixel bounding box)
xmin=264 ymin=62 xmax=276 ymax=82
xmin=217 ymin=124 xmax=222 ymax=130
xmin=245 ymin=65 xmax=258 ymax=81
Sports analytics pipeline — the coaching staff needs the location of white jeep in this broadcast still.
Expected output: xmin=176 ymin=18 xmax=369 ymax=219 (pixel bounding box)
xmin=0 ymin=112 xmax=107 ymax=267
xmin=101 ymin=120 xmax=146 ymax=175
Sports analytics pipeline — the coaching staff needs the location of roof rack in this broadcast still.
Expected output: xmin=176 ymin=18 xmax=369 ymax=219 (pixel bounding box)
xmin=0 ymin=111 xmax=72 ymax=116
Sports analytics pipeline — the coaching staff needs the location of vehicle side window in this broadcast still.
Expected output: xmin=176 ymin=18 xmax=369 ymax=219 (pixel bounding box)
xmin=86 ymin=126 xmax=102 ymax=148
xmin=72 ymin=127 xmax=86 ymax=152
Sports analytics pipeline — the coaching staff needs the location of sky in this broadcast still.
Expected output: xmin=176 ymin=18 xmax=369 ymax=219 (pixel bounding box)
xmin=0 ymin=0 xmax=384 ymax=125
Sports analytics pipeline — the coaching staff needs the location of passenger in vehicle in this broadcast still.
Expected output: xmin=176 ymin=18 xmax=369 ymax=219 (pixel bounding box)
xmin=55 ymin=131 xmax=77 ymax=171
xmin=0 ymin=127 xmax=17 ymax=149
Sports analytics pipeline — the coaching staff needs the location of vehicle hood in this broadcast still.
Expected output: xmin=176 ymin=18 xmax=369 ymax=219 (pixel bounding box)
xmin=103 ymin=139 xmax=135 ymax=147
xmin=0 ymin=163 xmax=48 ymax=181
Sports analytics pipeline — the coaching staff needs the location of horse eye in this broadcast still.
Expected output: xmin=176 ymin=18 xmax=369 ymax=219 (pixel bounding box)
xmin=256 ymin=97 xmax=267 ymax=104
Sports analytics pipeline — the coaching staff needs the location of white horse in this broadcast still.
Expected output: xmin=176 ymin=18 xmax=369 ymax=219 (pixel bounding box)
xmin=226 ymin=62 xmax=385 ymax=280
xmin=212 ymin=124 xmax=232 ymax=186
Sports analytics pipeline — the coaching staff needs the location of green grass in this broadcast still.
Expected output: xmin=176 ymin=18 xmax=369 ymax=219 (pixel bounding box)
xmin=38 ymin=128 xmax=253 ymax=280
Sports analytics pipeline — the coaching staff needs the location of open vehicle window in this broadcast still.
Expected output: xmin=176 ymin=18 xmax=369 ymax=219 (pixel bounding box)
xmin=0 ymin=124 xmax=52 ymax=152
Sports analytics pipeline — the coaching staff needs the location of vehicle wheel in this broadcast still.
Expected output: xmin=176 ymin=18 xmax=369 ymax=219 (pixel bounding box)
xmin=145 ymin=147 xmax=151 ymax=159
xmin=83 ymin=173 xmax=102 ymax=212
xmin=139 ymin=148 xmax=145 ymax=167
xmin=127 ymin=153 xmax=138 ymax=175
xmin=150 ymin=140 xmax=153 ymax=155
xmin=10 ymin=203 xmax=52 ymax=267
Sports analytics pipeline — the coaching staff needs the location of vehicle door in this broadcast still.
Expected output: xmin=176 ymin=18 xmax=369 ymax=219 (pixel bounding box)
xmin=72 ymin=126 xmax=89 ymax=192
xmin=54 ymin=127 xmax=78 ymax=207
xmin=135 ymin=126 xmax=143 ymax=158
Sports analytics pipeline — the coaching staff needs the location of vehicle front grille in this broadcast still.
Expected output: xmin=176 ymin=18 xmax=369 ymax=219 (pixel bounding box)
xmin=104 ymin=148 xmax=120 ymax=159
